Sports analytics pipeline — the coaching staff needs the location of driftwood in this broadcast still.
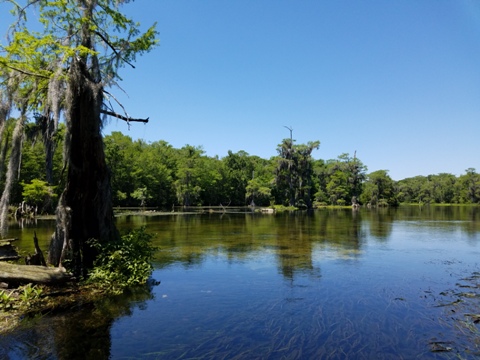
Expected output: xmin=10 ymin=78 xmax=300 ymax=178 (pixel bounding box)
xmin=0 ymin=233 xmax=71 ymax=285
xmin=0 ymin=262 xmax=72 ymax=285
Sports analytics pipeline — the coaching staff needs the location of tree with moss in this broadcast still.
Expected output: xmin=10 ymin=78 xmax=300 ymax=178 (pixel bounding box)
xmin=275 ymin=137 xmax=320 ymax=208
xmin=0 ymin=0 xmax=157 ymax=276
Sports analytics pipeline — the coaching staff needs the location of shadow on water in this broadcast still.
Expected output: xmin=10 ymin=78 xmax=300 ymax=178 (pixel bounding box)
xmin=0 ymin=281 xmax=157 ymax=359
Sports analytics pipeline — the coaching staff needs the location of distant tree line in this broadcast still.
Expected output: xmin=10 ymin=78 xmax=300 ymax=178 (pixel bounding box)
xmin=1 ymin=125 xmax=479 ymax=213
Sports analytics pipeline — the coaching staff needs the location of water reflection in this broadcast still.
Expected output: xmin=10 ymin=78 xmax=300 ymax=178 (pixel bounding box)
xmin=109 ymin=207 xmax=480 ymax=281
xmin=363 ymin=208 xmax=395 ymax=240
xmin=116 ymin=211 xmax=370 ymax=280
xmin=1 ymin=206 xmax=479 ymax=359
xmin=0 ymin=281 xmax=156 ymax=359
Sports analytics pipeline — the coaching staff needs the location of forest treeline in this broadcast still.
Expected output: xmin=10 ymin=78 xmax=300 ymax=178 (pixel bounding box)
xmin=2 ymin=123 xmax=480 ymax=213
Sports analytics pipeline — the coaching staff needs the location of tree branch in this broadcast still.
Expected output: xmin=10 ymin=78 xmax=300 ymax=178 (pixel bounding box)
xmin=100 ymin=109 xmax=149 ymax=123
xmin=95 ymin=30 xmax=135 ymax=69
xmin=0 ymin=60 xmax=50 ymax=79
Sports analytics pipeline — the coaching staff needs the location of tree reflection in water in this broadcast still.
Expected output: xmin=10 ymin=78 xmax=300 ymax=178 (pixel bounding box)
xmin=0 ymin=280 xmax=156 ymax=359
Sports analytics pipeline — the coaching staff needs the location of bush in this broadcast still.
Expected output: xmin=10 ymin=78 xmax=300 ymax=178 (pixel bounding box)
xmin=272 ymin=204 xmax=297 ymax=212
xmin=21 ymin=179 xmax=58 ymax=213
xmin=87 ymin=228 xmax=156 ymax=294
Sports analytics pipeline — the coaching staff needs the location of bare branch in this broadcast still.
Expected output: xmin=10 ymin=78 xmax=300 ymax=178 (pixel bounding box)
xmin=100 ymin=109 xmax=149 ymax=123
xmin=94 ymin=31 xmax=135 ymax=69
xmin=103 ymin=89 xmax=129 ymax=117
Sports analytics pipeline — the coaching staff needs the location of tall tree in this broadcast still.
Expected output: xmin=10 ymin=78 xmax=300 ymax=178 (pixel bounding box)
xmin=1 ymin=1 xmax=157 ymax=275
xmin=174 ymin=145 xmax=204 ymax=207
xmin=457 ymin=168 xmax=480 ymax=204
xmin=275 ymin=138 xmax=319 ymax=208
xmin=321 ymin=153 xmax=367 ymax=206
xmin=295 ymin=142 xmax=320 ymax=208
xmin=104 ymin=132 xmax=136 ymax=206
xmin=223 ymin=150 xmax=254 ymax=205
xmin=360 ymin=170 xmax=398 ymax=206
xmin=275 ymin=138 xmax=296 ymax=206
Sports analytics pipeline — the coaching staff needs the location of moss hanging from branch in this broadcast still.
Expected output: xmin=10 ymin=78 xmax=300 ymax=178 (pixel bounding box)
xmin=0 ymin=113 xmax=25 ymax=235
xmin=0 ymin=90 xmax=11 ymax=182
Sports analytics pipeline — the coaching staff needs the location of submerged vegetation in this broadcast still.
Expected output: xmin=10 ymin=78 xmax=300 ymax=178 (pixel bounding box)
xmin=430 ymin=270 xmax=480 ymax=355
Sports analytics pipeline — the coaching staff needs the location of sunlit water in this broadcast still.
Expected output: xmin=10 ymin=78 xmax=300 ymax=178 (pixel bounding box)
xmin=1 ymin=207 xmax=479 ymax=359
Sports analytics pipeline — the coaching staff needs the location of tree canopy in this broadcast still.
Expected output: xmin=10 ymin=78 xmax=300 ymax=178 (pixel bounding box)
xmin=0 ymin=0 xmax=158 ymax=275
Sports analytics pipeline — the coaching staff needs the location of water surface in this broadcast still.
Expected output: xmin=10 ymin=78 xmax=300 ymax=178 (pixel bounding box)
xmin=1 ymin=206 xmax=479 ymax=359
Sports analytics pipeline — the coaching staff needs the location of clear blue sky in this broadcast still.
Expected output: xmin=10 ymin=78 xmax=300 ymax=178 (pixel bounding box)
xmin=4 ymin=1 xmax=480 ymax=180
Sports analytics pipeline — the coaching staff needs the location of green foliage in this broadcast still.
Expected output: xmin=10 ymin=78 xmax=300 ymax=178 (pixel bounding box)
xmin=272 ymin=204 xmax=298 ymax=212
xmin=21 ymin=179 xmax=57 ymax=211
xmin=360 ymin=170 xmax=398 ymax=206
xmin=116 ymin=191 xmax=127 ymax=202
xmin=274 ymin=138 xmax=320 ymax=208
xmin=131 ymin=187 xmax=150 ymax=207
xmin=336 ymin=199 xmax=346 ymax=206
xmin=5 ymin=113 xmax=480 ymax=213
xmin=457 ymin=168 xmax=480 ymax=204
xmin=1 ymin=0 xmax=159 ymax=186
xmin=174 ymin=145 xmax=208 ymax=206
xmin=0 ymin=290 xmax=14 ymax=311
xmin=18 ymin=284 xmax=43 ymax=309
xmin=0 ymin=285 xmax=44 ymax=312
xmin=316 ymin=153 xmax=367 ymax=206
xmin=246 ymin=177 xmax=271 ymax=206
xmin=87 ymin=228 xmax=156 ymax=294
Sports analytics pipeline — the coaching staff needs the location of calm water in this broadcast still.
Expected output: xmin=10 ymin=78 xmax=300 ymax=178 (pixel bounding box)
xmin=1 ymin=206 xmax=479 ymax=359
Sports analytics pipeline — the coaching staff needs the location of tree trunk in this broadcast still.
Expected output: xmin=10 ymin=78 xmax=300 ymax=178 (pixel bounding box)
xmin=48 ymin=58 xmax=118 ymax=277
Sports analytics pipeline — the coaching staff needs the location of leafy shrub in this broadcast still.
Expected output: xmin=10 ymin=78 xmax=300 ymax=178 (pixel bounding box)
xmin=272 ymin=204 xmax=297 ymax=212
xmin=87 ymin=228 xmax=156 ymax=294
xmin=21 ymin=179 xmax=58 ymax=213
xmin=336 ymin=199 xmax=346 ymax=206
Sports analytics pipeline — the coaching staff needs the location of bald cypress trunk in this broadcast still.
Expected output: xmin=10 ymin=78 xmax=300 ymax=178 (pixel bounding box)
xmin=47 ymin=0 xmax=121 ymax=276
xmin=48 ymin=58 xmax=118 ymax=277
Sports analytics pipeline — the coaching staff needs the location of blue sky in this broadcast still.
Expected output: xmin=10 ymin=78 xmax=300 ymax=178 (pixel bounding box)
xmin=3 ymin=1 xmax=480 ymax=180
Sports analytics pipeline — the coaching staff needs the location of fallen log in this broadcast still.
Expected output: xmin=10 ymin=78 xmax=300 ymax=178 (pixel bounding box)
xmin=0 ymin=262 xmax=72 ymax=285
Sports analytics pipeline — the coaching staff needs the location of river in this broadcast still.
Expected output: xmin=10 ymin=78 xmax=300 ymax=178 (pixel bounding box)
xmin=1 ymin=206 xmax=479 ymax=359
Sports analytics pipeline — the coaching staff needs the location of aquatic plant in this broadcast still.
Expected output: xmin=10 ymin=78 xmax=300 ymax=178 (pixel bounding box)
xmin=87 ymin=228 xmax=156 ymax=295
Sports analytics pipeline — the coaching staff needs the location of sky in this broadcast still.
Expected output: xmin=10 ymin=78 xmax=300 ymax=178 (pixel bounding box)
xmin=3 ymin=1 xmax=480 ymax=180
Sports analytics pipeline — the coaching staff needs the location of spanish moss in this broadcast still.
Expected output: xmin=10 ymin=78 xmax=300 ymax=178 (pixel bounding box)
xmin=0 ymin=113 xmax=25 ymax=235
xmin=0 ymin=90 xmax=11 ymax=181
